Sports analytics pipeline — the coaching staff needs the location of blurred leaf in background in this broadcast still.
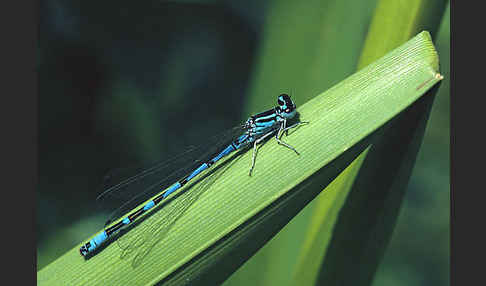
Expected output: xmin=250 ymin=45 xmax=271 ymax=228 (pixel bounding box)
xmin=372 ymin=3 xmax=450 ymax=286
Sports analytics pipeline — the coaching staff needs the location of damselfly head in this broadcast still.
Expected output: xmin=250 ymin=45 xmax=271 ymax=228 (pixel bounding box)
xmin=277 ymin=93 xmax=297 ymax=119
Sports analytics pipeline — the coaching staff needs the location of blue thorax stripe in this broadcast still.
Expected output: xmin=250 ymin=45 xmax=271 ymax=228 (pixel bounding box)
xmin=253 ymin=108 xmax=277 ymax=123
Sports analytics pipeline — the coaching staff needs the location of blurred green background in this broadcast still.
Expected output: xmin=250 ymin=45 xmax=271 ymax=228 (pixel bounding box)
xmin=38 ymin=0 xmax=449 ymax=285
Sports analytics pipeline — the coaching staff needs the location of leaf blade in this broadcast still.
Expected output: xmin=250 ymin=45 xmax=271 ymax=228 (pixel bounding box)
xmin=37 ymin=31 xmax=442 ymax=286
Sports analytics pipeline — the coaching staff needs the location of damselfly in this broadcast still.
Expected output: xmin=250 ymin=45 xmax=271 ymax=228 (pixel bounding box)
xmin=80 ymin=94 xmax=307 ymax=258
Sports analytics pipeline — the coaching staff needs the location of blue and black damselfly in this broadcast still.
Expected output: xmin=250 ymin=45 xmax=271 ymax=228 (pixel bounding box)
xmin=80 ymin=94 xmax=307 ymax=258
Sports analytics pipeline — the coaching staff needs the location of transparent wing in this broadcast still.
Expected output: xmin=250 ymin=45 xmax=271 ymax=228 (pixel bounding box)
xmin=96 ymin=124 xmax=247 ymax=227
xmin=118 ymin=152 xmax=245 ymax=266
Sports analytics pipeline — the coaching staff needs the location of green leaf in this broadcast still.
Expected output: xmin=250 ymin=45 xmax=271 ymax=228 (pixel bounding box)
xmin=37 ymin=31 xmax=441 ymax=286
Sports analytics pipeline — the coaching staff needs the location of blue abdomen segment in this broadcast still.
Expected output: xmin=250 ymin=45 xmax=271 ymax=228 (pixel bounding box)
xmin=90 ymin=231 xmax=108 ymax=248
xmin=143 ymin=200 xmax=155 ymax=211
xmin=163 ymin=182 xmax=182 ymax=198
xmin=80 ymin=230 xmax=108 ymax=256
xmin=161 ymin=144 xmax=238 ymax=200
xmin=212 ymin=145 xmax=236 ymax=161
xmin=234 ymin=134 xmax=251 ymax=149
xmin=186 ymin=163 xmax=209 ymax=181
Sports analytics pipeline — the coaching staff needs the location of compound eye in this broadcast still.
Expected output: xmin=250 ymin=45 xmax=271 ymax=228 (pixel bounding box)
xmin=278 ymin=98 xmax=285 ymax=106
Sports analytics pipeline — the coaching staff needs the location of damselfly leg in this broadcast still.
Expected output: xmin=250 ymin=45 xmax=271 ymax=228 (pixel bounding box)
xmin=249 ymin=131 xmax=276 ymax=176
xmin=249 ymin=120 xmax=308 ymax=176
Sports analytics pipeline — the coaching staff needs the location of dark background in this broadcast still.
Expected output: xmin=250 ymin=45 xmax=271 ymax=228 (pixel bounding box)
xmin=37 ymin=1 xmax=450 ymax=285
